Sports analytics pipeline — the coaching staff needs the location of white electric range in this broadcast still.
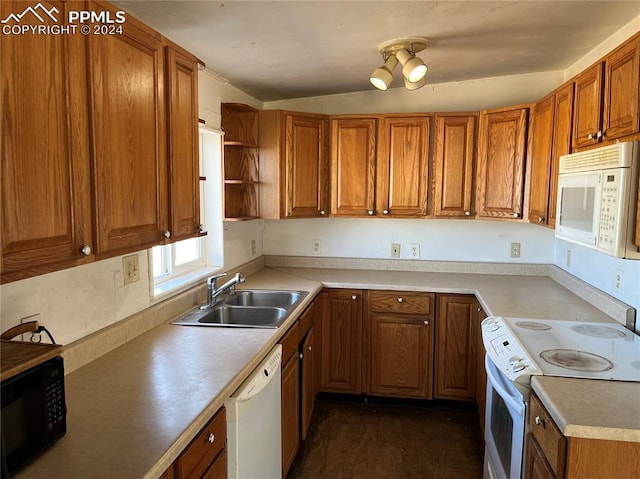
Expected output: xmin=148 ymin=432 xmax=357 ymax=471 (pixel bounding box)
xmin=481 ymin=316 xmax=640 ymax=479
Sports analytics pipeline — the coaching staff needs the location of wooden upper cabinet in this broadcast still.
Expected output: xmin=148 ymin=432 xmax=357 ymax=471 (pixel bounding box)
xmin=376 ymin=116 xmax=430 ymax=217
xmin=259 ymin=111 xmax=329 ymax=219
xmin=330 ymin=117 xmax=377 ymax=216
xmin=88 ymin=1 xmax=168 ymax=255
xmin=433 ymin=114 xmax=477 ymax=218
xmin=548 ymin=83 xmax=574 ymax=228
xmin=573 ymin=33 xmax=640 ymax=148
xmin=476 ymin=106 xmax=529 ymax=220
xmin=165 ymin=43 xmax=201 ymax=241
xmin=602 ymin=35 xmax=640 ymax=141
xmin=528 ymin=94 xmax=556 ymax=226
xmin=1 ymin=0 xmax=93 ymax=282
xmin=572 ymin=62 xmax=604 ymax=148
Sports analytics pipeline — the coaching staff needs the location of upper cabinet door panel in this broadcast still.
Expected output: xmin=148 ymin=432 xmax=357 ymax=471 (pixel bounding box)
xmin=376 ymin=116 xmax=430 ymax=217
xmin=1 ymin=0 xmax=92 ymax=281
xmin=433 ymin=115 xmax=476 ymax=218
xmin=548 ymin=83 xmax=574 ymax=228
xmin=88 ymin=1 xmax=167 ymax=255
xmin=166 ymin=44 xmax=200 ymax=241
xmin=572 ymin=62 xmax=604 ymax=148
xmin=331 ymin=118 xmax=377 ymax=216
xmin=602 ymin=36 xmax=640 ymax=140
xmin=477 ymin=107 xmax=529 ymax=219
xmin=528 ymin=95 xmax=555 ymax=225
xmin=287 ymin=115 xmax=328 ymax=217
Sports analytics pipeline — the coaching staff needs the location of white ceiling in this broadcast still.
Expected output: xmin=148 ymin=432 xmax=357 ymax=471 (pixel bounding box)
xmin=113 ymin=1 xmax=640 ymax=102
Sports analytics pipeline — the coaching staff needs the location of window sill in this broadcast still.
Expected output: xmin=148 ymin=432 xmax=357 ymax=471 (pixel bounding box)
xmin=151 ymin=266 xmax=221 ymax=303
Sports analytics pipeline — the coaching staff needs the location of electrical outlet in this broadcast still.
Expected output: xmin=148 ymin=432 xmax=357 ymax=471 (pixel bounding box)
xmin=311 ymin=239 xmax=322 ymax=255
xmin=391 ymin=243 xmax=401 ymax=258
xmin=409 ymin=243 xmax=420 ymax=259
xmin=615 ymin=270 xmax=624 ymax=292
xmin=122 ymin=254 xmax=140 ymax=285
xmin=20 ymin=313 xmax=41 ymax=342
xmin=510 ymin=242 xmax=521 ymax=258
xmin=251 ymin=239 xmax=257 ymax=256
xmin=566 ymin=249 xmax=572 ymax=267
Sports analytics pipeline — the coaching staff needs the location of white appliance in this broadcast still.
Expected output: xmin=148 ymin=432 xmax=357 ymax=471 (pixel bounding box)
xmin=555 ymin=141 xmax=640 ymax=259
xmin=225 ymin=344 xmax=282 ymax=479
xmin=481 ymin=316 xmax=640 ymax=479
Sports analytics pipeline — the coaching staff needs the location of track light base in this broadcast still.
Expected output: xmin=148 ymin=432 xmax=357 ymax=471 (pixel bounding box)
xmin=378 ymin=36 xmax=428 ymax=55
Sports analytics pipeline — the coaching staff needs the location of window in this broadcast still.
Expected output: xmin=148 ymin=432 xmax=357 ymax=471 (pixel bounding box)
xmin=150 ymin=127 xmax=224 ymax=298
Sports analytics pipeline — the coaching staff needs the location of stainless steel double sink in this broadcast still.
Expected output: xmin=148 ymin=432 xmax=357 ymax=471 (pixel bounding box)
xmin=171 ymin=290 xmax=308 ymax=329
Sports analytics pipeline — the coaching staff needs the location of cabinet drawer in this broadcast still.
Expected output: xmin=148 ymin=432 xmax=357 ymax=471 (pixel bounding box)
xmin=369 ymin=291 xmax=434 ymax=316
xmin=280 ymin=320 xmax=300 ymax=364
xmin=529 ymin=394 xmax=566 ymax=478
xmin=176 ymin=407 xmax=226 ymax=479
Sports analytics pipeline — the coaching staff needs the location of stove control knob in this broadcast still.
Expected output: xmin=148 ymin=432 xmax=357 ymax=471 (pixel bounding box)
xmin=512 ymin=361 xmax=526 ymax=372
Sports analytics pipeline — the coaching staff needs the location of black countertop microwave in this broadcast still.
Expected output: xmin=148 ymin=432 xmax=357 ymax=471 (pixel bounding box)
xmin=1 ymin=355 xmax=66 ymax=477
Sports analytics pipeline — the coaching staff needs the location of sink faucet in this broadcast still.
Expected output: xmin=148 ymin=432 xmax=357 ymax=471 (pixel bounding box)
xmin=200 ymin=272 xmax=246 ymax=310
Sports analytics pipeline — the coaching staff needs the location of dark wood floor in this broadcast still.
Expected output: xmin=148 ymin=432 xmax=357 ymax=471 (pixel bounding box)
xmin=288 ymin=396 xmax=484 ymax=479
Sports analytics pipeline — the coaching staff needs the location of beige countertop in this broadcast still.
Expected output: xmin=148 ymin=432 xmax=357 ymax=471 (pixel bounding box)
xmin=14 ymin=265 xmax=637 ymax=478
xmin=532 ymin=376 xmax=640 ymax=442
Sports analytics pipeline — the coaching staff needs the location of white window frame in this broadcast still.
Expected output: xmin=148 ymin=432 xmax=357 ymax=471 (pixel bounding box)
xmin=149 ymin=126 xmax=224 ymax=299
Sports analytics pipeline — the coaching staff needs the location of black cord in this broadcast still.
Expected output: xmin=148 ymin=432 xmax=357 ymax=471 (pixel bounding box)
xmin=32 ymin=326 xmax=57 ymax=345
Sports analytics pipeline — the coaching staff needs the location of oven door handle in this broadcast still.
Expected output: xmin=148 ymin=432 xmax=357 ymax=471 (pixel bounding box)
xmin=485 ymin=356 xmax=525 ymax=417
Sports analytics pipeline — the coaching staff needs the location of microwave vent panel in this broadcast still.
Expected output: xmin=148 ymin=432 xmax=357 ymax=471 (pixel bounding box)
xmin=559 ymin=142 xmax=636 ymax=174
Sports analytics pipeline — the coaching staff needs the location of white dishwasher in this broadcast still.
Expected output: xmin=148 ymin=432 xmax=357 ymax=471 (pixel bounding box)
xmin=225 ymin=344 xmax=282 ymax=479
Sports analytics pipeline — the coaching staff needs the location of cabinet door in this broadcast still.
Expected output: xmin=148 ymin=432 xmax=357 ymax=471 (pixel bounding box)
xmin=376 ymin=116 xmax=430 ymax=217
xmin=300 ymin=326 xmax=316 ymax=440
xmin=434 ymin=294 xmax=477 ymax=400
xmin=281 ymin=354 xmax=300 ymax=478
xmin=1 ymin=0 xmax=92 ymax=282
xmin=528 ymin=94 xmax=555 ymax=225
xmin=166 ymin=43 xmax=201 ymax=241
xmin=286 ymin=114 xmax=329 ymax=217
xmin=602 ymin=36 xmax=640 ymax=140
xmin=320 ymin=289 xmax=363 ymax=393
xmin=572 ymin=62 xmax=604 ymax=149
xmin=330 ymin=118 xmax=377 ymax=216
xmin=368 ymin=314 xmax=433 ymax=398
xmin=525 ymin=434 xmax=557 ymax=479
xmin=477 ymin=107 xmax=529 ymax=219
xmin=433 ymin=115 xmax=476 ymax=218
xmin=88 ymin=1 xmax=168 ymax=255
xmin=548 ymin=83 xmax=574 ymax=228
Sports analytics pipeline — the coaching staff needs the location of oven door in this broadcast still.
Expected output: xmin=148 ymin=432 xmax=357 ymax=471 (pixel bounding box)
xmin=484 ymin=356 xmax=526 ymax=479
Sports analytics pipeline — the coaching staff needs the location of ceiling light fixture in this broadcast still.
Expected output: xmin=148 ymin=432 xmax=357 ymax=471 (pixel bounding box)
xmin=370 ymin=37 xmax=429 ymax=91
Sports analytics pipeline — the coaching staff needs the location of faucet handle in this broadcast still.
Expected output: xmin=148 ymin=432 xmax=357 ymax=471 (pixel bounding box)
xmin=207 ymin=272 xmax=227 ymax=288
xmin=236 ymin=272 xmax=246 ymax=283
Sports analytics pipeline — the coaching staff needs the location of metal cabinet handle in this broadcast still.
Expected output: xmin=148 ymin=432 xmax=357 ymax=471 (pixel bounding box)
xmin=588 ymin=133 xmax=595 ymax=140
xmin=464 ymin=210 xmax=471 ymax=216
xmin=367 ymin=210 xmax=374 ymax=216
xmin=163 ymin=230 xmax=171 ymax=239
xmin=534 ymin=416 xmax=543 ymax=426
xmin=320 ymin=210 xmax=326 ymax=215
xmin=351 ymin=295 xmax=358 ymax=300
xmin=307 ymin=345 xmax=312 ymax=351
xmin=512 ymin=213 xmax=519 ymax=218
xmin=423 ymin=320 xmax=429 ymax=325
xmin=80 ymin=244 xmax=91 ymax=256
xmin=383 ymin=209 xmax=389 ymax=215
xmin=207 ymin=433 xmax=215 ymax=444
xmin=199 ymin=224 xmax=205 ymax=233
xmin=397 ymin=297 xmax=403 ymax=303
xmin=597 ymin=131 xmax=604 ymax=139
xmin=538 ymin=216 xmax=545 ymax=222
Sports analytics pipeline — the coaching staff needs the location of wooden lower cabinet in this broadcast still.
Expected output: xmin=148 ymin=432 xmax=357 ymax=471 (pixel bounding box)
xmin=300 ymin=325 xmax=317 ymax=440
xmin=367 ymin=291 xmax=434 ymax=398
xmin=320 ymin=289 xmax=363 ymax=393
xmin=281 ymin=348 xmax=300 ymax=478
xmin=525 ymin=433 xmax=557 ymax=479
xmin=475 ymin=302 xmax=488 ymax=433
xmin=434 ymin=294 xmax=477 ymax=400
xmin=174 ymin=408 xmax=226 ymax=479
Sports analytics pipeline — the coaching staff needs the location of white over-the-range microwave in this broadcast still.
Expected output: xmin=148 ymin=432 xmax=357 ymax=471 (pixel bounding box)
xmin=555 ymin=140 xmax=640 ymax=259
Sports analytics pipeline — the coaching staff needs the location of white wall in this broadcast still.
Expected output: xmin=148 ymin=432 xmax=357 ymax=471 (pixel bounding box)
xmin=263 ymin=218 xmax=554 ymax=263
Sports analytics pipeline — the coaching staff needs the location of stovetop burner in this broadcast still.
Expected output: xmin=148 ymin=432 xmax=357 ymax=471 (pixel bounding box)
xmin=570 ymin=324 xmax=627 ymax=338
xmin=514 ymin=321 xmax=552 ymax=331
xmin=540 ymin=349 xmax=614 ymax=372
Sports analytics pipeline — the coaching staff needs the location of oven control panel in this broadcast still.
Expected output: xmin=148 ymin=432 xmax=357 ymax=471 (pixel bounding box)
xmin=481 ymin=317 xmax=542 ymax=380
